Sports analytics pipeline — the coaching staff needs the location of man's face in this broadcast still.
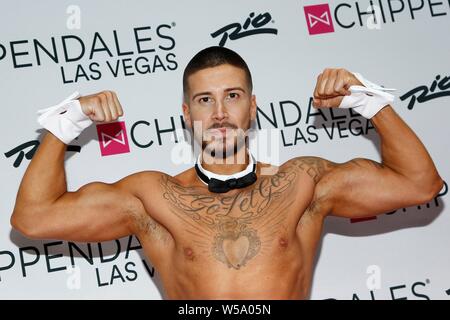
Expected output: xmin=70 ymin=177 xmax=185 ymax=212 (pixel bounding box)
xmin=182 ymin=64 xmax=257 ymax=159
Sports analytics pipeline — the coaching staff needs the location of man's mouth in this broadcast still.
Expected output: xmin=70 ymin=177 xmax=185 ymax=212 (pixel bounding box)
xmin=209 ymin=127 xmax=235 ymax=135
xmin=214 ymin=127 xmax=230 ymax=133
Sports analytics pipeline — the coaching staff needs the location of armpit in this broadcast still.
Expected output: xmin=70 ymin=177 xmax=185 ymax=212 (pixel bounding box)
xmin=132 ymin=207 xmax=173 ymax=244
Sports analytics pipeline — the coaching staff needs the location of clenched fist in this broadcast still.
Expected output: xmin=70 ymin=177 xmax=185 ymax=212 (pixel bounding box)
xmin=79 ymin=90 xmax=123 ymax=122
xmin=313 ymin=68 xmax=363 ymax=108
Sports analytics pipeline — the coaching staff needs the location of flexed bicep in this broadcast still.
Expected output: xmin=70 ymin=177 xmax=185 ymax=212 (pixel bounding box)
xmin=11 ymin=172 xmax=151 ymax=242
xmin=321 ymin=158 xmax=440 ymax=219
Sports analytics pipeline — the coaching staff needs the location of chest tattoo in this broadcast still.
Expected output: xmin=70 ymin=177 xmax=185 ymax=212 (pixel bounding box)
xmin=160 ymin=166 xmax=299 ymax=270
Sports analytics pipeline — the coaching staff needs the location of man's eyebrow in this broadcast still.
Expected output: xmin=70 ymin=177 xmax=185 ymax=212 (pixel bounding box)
xmin=191 ymin=87 xmax=246 ymax=101
xmin=192 ymin=91 xmax=212 ymax=101
xmin=224 ymin=87 xmax=246 ymax=93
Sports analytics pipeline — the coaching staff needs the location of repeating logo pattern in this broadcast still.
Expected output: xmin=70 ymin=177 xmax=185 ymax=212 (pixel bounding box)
xmin=96 ymin=122 xmax=130 ymax=156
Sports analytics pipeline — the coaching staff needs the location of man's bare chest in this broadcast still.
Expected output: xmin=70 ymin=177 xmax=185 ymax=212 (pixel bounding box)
xmin=152 ymin=168 xmax=312 ymax=269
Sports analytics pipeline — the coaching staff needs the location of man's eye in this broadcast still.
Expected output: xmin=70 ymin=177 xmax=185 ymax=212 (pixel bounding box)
xmin=228 ymin=93 xmax=239 ymax=99
xmin=200 ymin=97 xmax=210 ymax=103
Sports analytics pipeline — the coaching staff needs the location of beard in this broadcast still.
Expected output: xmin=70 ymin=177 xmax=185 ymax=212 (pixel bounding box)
xmin=192 ymin=119 xmax=251 ymax=163
xmin=201 ymin=128 xmax=248 ymax=163
xmin=202 ymin=135 xmax=246 ymax=159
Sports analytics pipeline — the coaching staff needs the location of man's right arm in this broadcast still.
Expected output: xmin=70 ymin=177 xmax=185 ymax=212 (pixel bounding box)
xmin=10 ymin=92 xmax=153 ymax=242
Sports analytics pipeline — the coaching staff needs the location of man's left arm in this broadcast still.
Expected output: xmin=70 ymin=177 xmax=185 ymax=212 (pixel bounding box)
xmin=311 ymin=68 xmax=444 ymax=218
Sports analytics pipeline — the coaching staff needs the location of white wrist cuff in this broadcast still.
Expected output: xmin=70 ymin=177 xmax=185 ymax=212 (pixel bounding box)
xmin=36 ymin=91 xmax=93 ymax=145
xmin=339 ymin=72 xmax=396 ymax=119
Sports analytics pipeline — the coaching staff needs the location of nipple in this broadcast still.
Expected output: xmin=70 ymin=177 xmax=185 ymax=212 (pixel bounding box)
xmin=279 ymin=237 xmax=289 ymax=248
xmin=184 ymin=247 xmax=195 ymax=261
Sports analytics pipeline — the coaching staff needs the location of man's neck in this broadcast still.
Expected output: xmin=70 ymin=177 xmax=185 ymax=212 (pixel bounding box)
xmin=200 ymin=147 xmax=250 ymax=176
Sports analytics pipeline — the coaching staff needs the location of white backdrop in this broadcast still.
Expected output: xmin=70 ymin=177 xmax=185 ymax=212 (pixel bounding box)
xmin=1 ymin=0 xmax=449 ymax=299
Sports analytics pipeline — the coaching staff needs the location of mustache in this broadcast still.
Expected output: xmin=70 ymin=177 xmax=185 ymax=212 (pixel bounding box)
xmin=207 ymin=122 xmax=238 ymax=130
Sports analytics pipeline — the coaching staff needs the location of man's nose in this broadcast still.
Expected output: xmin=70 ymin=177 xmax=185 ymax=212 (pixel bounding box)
xmin=212 ymin=100 xmax=228 ymax=121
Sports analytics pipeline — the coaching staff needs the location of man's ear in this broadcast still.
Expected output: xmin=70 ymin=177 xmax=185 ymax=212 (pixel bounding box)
xmin=250 ymin=94 xmax=257 ymax=121
xmin=182 ymin=102 xmax=192 ymax=129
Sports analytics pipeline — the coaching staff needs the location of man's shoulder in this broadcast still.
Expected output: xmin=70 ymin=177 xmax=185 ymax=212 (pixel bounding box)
xmin=119 ymin=170 xmax=171 ymax=189
xmin=281 ymin=156 xmax=339 ymax=184
xmin=130 ymin=167 xmax=207 ymax=189
xmin=116 ymin=170 xmax=186 ymax=203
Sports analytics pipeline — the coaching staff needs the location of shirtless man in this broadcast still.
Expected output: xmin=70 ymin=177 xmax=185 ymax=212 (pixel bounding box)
xmin=10 ymin=46 xmax=443 ymax=299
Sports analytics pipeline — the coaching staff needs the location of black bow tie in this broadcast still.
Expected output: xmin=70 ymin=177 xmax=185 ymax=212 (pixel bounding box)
xmin=195 ymin=163 xmax=257 ymax=193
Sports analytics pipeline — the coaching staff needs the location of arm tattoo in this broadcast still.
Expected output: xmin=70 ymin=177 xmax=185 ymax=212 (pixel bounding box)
xmin=159 ymin=166 xmax=299 ymax=270
xmin=347 ymin=158 xmax=384 ymax=169
xmin=291 ymin=156 xmax=336 ymax=184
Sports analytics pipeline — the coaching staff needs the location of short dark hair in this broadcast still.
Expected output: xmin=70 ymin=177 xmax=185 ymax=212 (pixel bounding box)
xmin=183 ymin=46 xmax=253 ymax=102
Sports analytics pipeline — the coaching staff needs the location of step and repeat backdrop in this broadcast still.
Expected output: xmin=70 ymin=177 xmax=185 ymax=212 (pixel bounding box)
xmin=0 ymin=0 xmax=449 ymax=299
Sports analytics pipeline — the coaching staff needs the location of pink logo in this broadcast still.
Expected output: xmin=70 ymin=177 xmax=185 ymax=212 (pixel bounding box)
xmin=96 ymin=121 xmax=130 ymax=156
xmin=304 ymin=4 xmax=335 ymax=35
